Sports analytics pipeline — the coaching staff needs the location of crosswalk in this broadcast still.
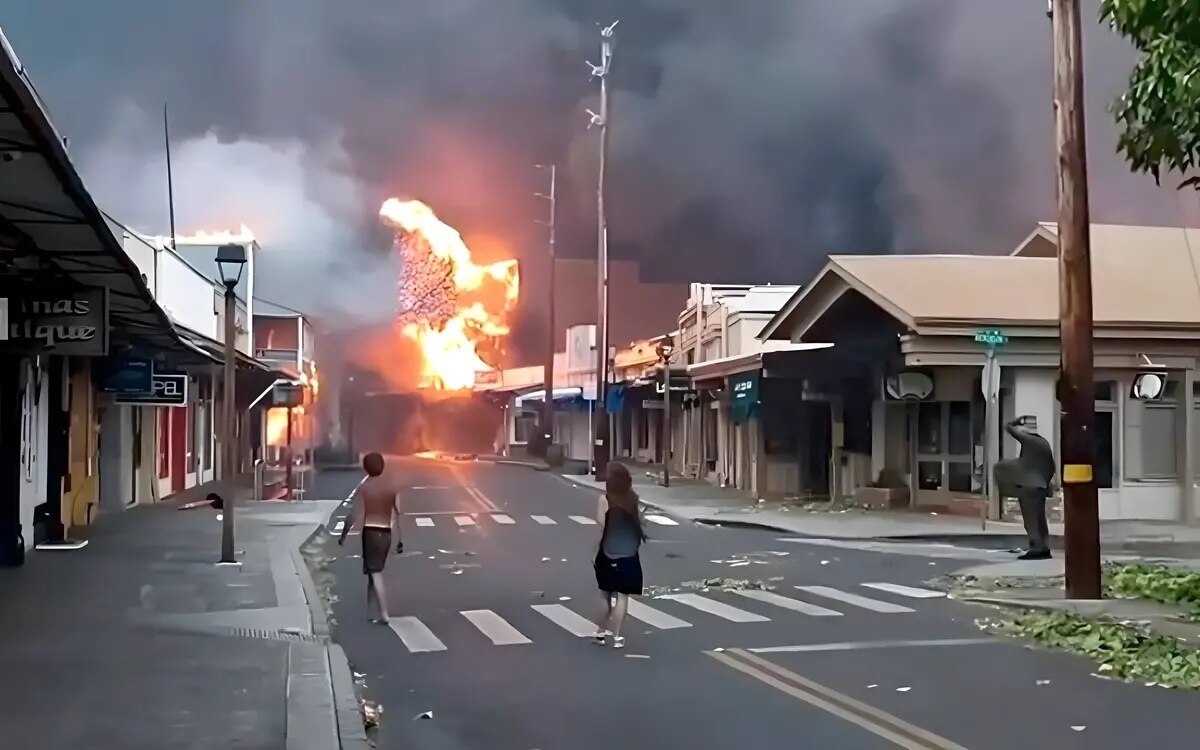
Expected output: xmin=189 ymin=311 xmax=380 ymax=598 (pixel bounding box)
xmin=378 ymin=582 xmax=947 ymax=654
xmin=339 ymin=512 xmax=683 ymax=529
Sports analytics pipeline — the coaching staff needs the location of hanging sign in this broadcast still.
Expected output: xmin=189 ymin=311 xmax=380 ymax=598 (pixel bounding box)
xmin=114 ymin=373 xmax=188 ymax=406
xmin=0 ymin=286 xmax=109 ymax=355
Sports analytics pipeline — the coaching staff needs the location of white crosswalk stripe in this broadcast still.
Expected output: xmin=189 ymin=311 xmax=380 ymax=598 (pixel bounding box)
xmin=732 ymin=589 xmax=843 ymax=617
xmin=627 ymin=600 xmax=692 ymax=629
xmin=644 ymin=514 xmax=679 ymax=526
xmin=389 ymin=617 xmax=447 ymax=652
xmin=492 ymin=514 xmax=515 ymax=524
xmin=532 ymin=604 xmax=597 ymax=637
xmin=454 ymin=516 xmax=476 ymax=526
xmin=531 ymin=515 xmax=556 ymax=525
xmin=414 ymin=517 xmax=435 ymax=527
xmin=657 ymin=593 xmax=770 ymax=623
xmin=860 ymin=582 xmax=946 ymax=599
xmin=461 ymin=610 xmax=531 ymax=645
xmin=568 ymin=515 xmax=597 ymax=525
xmin=796 ymin=585 xmax=915 ymax=613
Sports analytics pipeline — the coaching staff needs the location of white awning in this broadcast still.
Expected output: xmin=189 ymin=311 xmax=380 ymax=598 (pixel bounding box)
xmin=516 ymin=387 xmax=586 ymax=406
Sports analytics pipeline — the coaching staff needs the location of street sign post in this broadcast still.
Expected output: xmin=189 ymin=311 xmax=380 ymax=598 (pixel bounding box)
xmin=977 ymin=330 xmax=1006 ymax=524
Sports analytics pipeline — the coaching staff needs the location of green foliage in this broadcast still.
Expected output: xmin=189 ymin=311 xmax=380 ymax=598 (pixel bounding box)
xmin=996 ymin=611 xmax=1200 ymax=689
xmin=1104 ymin=562 xmax=1200 ymax=612
xmin=1101 ymin=0 xmax=1200 ymax=186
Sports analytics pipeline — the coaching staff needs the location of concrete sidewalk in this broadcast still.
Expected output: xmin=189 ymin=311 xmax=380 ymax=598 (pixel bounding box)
xmin=0 ymin=479 xmax=364 ymax=749
xmin=557 ymin=467 xmax=1200 ymax=558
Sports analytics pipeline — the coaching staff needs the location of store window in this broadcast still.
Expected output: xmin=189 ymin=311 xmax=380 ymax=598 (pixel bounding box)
xmin=1094 ymin=381 xmax=1117 ymax=489
xmin=914 ymin=401 xmax=975 ymax=493
xmin=1140 ymin=380 xmax=1178 ymax=479
xmin=514 ymin=412 xmax=537 ymax=443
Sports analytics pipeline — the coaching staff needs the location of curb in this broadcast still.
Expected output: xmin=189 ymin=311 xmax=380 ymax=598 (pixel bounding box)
xmin=328 ymin=645 xmax=371 ymax=749
xmin=294 ymin=526 xmax=330 ymax=638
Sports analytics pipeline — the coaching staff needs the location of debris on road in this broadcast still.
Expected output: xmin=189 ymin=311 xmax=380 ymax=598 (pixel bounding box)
xmin=624 ymin=654 xmax=651 ymax=659
xmin=1070 ymin=726 xmax=1086 ymax=732
xmin=414 ymin=710 xmax=434 ymax=720
xmin=361 ymin=700 xmax=383 ymax=729
xmin=895 ymin=686 xmax=912 ymax=692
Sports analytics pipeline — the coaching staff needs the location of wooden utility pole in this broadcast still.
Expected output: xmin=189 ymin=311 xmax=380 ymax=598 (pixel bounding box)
xmin=1051 ymin=0 xmax=1101 ymax=599
xmin=535 ymin=164 xmax=558 ymax=451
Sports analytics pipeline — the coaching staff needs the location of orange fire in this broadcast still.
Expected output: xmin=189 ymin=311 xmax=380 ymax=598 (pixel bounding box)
xmin=174 ymin=223 xmax=257 ymax=245
xmin=266 ymin=407 xmax=288 ymax=446
xmin=379 ymin=199 xmax=519 ymax=390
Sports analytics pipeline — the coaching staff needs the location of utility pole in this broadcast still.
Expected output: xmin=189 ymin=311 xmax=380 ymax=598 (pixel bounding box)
xmin=1050 ymin=0 xmax=1101 ymax=599
xmin=220 ymin=281 xmax=238 ymax=563
xmin=535 ymin=164 xmax=557 ymax=451
xmin=658 ymin=339 xmax=674 ymax=487
xmin=588 ymin=21 xmax=618 ymax=479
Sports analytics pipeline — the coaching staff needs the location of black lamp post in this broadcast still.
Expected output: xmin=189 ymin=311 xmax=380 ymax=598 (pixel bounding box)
xmin=656 ymin=339 xmax=674 ymax=488
xmin=216 ymin=242 xmax=247 ymax=565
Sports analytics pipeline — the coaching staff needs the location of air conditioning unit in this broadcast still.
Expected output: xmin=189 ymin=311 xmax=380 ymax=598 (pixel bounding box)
xmin=883 ymin=371 xmax=934 ymax=401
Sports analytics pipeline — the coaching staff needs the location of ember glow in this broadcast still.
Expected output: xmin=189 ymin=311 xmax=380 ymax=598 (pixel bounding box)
xmin=379 ymin=199 xmax=519 ymax=390
xmin=266 ymin=407 xmax=288 ymax=446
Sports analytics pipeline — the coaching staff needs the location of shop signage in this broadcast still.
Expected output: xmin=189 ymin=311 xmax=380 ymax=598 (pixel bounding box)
xmin=974 ymin=329 xmax=1008 ymax=347
xmin=114 ymin=373 xmax=188 ymax=406
xmin=99 ymin=357 xmax=153 ymax=394
xmin=0 ymin=286 xmax=109 ymax=356
xmin=642 ymin=399 xmax=665 ymax=410
xmin=271 ymin=383 xmax=305 ymax=408
xmin=728 ymin=370 xmax=760 ymax=425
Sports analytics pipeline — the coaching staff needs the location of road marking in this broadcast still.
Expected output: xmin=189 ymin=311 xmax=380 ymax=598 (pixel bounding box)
xmin=454 ymin=516 xmax=476 ymax=526
xmin=492 ymin=513 xmax=515 ymax=524
xmin=531 ymin=515 xmax=556 ymax=525
xmin=388 ymin=617 xmax=447 ymax=653
xmin=569 ymin=515 xmax=598 ymax=525
xmin=748 ymin=638 xmax=996 ymax=654
xmin=796 ymin=586 xmax=915 ymax=614
xmin=708 ymin=649 xmax=970 ymax=750
xmin=732 ymin=589 xmax=843 ymax=617
xmin=461 ymin=610 xmax=531 ymax=646
xmin=627 ymin=600 xmax=692 ymax=629
xmin=532 ymin=604 xmax=596 ymax=637
xmin=644 ymin=514 xmax=679 ymax=526
xmin=860 ymin=583 xmax=946 ymax=599
xmin=658 ymin=593 xmax=770 ymax=623
xmin=414 ymin=517 xmax=435 ymax=527
xmin=332 ymin=521 xmax=344 ymax=532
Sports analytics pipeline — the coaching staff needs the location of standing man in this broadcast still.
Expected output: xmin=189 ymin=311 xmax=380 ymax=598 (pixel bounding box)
xmin=998 ymin=416 xmax=1057 ymax=560
xmin=339 ymin=452 xmax=403 ymax=624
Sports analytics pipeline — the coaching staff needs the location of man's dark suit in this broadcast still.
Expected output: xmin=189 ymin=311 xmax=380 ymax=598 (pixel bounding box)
xmin=994 ymin=418 xmax=1056 ymax=556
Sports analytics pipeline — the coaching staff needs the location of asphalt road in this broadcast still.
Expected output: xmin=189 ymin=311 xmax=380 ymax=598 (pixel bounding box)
xmin=312 ymin=458 xmax=1196 ymax=750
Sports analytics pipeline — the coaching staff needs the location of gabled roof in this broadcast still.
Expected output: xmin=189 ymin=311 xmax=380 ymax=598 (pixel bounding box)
xmin=760 ymin=223 xmax=1200 ymax=341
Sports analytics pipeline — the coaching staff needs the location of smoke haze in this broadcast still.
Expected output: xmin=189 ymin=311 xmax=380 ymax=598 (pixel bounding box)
xmin=3 ymin=1 xmax=1195 ymax=360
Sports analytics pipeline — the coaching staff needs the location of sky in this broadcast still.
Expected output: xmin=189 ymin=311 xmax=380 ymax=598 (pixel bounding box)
xmin=3 ymin=1 xmax=1196 ymax=358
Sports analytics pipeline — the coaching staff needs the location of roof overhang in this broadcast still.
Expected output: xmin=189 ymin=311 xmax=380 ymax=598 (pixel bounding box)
xmin=757 ymin=261 xmax=917 ymax=343
xmin=686 ymin=343 xmax=835 ymax=381
xmin=0 ymin=29 xmax=177 ymax=351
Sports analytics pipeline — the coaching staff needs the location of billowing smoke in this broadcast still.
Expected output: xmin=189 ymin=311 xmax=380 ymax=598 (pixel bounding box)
xmin=1 ymin=1 xmax=1188 ymax=358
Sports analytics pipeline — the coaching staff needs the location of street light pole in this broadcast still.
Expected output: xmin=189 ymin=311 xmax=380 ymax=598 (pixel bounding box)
xmin=588 ymin=21 xmax=618 ymax=479
xmin=215 ymin=243 xmax=247 ymax=565
xmin=535 ymin=164 xmax=557 ymax=451
xmin=657 ymin=339 xmax=673 ymax=488
xmin=1050 ymin=0 xmax=1100 ymax=598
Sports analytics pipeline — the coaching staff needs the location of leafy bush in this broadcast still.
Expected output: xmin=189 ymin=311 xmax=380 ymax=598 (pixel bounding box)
xmin=1105 ymin=563 xmax=1200 ymax=613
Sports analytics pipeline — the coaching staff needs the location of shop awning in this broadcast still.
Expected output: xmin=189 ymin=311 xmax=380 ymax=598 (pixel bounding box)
xmin=686 ymin=343 xmax=834 ymax=382
xmin=0 ymin=30 xmax=177 ymax=351
xmin=515 ymin=387 xmax=592 ymax=407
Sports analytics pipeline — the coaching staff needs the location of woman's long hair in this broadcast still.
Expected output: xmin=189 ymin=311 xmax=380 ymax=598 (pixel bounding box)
xmin=604 ymin=462 xmax=644 ymax=540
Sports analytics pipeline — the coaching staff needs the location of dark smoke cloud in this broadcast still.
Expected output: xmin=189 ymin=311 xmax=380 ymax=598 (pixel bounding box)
xmin=2 ymin=1 xmax=1191 ymax=356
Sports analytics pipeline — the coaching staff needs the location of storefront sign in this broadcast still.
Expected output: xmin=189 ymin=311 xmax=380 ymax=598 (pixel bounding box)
xmin=0 ymin=286 xmax=109 ymax=356
xmin=99 ymin=357 xmax=153 ymax=394
xmin=728 ymin=370 xmax=760 ymax=424
xmin=114 ymin=373 xmax=188 ymax=406
xmin=271 ymin=383 xmax=305 ymax=408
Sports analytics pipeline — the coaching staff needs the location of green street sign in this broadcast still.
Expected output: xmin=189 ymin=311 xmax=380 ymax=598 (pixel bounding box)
xmin=974 ymin=330 xmax=1007 ymax=347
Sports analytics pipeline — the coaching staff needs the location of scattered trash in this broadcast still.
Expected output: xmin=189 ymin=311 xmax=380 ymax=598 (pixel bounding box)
xmin=452 ymin=569 xmax=464 ymax=575
xmin=559 ymin=596 xmax=572 ymax=601
xmin=625 ymin=654 xmax=651 ymax=659
xmin=929 ymin=512 xmax=939 ymax=516
xmin=541 ymin=557 xmax=552 ymax=562
xmin=895 ymin=686 xmax=912 ymax=692
xmin=353 ymin=671 xmax=365 ymax=679
xmin=362 ymin=700 xmax=383 ymax=728
xmin=729 ymin=561 xmax=751 ymax=568
xmin=713 ymin=647 xmax=725 ymax=652
xmin=560 ymin=558 xmax=567 ymax=562
xmin=1036 ymin=679 xmax=1051 ymax=686
xmin=1070 ymin=726 xmax=1086 ymax=732
xmin=867 ymin=684 xmax=878 ymax=689
xmin=414 ymin=710 xmax=434 ymax=720
xmin=820 ymin=560 xmax=831 ymax=566
xmin=428 ymin=556 xmax=436 ymax=560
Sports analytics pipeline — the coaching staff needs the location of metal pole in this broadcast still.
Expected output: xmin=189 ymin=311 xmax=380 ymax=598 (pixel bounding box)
xmin=1051 ymin=0 xmax=1100 ymax=599
xmin=591 ymin=22 xmax=617 ymax=479
xmin=536 ymin=164 xmax=557 ymax=449
xmin=285 ymin=406 xmax=294 ymax=500
xmin=220 ymin=283 xmax=237 ymax=563
xmin=662 ymin=356 xmax=671 ymax=487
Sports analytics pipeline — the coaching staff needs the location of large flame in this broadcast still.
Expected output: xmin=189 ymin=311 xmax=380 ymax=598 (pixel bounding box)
xmin=379 ymin=199 xmax=519 ymax=390
xmin=266 ymin=407 xmax=288 ymax=446
xmin=174 ymin=224 xmax=257 ymax=245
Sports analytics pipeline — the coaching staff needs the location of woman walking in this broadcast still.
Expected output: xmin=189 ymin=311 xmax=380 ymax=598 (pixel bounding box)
xmin=591 ymin=462 xmax=645 ymax=649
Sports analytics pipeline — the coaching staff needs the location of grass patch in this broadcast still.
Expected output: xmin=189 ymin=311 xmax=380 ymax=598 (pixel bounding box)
xmin=988 ymin=611 xmax=1200 ymax=689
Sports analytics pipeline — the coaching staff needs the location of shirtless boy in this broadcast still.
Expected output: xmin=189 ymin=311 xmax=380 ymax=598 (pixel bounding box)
xmin=339 ymin=452 xmax=402 ymax=623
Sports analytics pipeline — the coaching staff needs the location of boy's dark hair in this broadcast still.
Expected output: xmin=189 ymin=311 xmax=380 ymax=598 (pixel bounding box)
xmin=362 ymin=452 xmax=385 ymax=477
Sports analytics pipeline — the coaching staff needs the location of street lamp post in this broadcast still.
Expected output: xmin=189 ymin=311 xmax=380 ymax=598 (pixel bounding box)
xmin=588 ymin=21 xmax=618 ymax=479
xmin=535 ymin=164 xmax=557 ymax=453
xmin=215 ymin=243 xmax=247 ymax=565
xmin=656 ymin=339 xmax=674 ymax=487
